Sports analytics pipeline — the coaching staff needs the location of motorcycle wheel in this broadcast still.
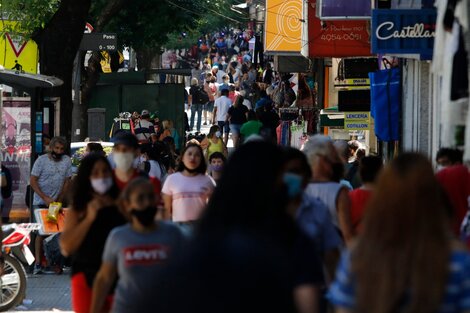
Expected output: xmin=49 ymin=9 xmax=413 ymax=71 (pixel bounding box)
xmin=0 ymin=254 xmax=27 ymax=311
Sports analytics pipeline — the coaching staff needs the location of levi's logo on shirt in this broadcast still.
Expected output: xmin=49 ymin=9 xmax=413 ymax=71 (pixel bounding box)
xmin=124 ymin=244 xmax=169 ymax=266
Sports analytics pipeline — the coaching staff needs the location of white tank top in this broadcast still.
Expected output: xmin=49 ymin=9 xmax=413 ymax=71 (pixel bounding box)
xmin=305 ymin=182 xmax=343 ymax=227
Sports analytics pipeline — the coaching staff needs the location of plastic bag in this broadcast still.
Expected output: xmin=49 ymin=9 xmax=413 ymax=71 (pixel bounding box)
xmin=369 ymin=67 xmax=400 ymax=141
xmin=46 ymin=202 xmax=62 ymax=223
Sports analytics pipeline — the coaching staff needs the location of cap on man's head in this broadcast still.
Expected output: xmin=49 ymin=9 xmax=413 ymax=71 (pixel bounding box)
xmin=112 ymin=132 xmax=139 ymax=149
xmin=141 ymin=109 xmax=150 ymax=117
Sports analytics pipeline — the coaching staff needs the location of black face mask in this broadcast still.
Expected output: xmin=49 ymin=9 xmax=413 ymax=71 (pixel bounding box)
xmin=51 ymin=151 xmax=64 ymax=161
xmin=183 ymin=165 xmax=199 ymax=174
xmin=331 ymin=163 xmax=345 ymax=182
xmin=131 ymin=206 xmax=158 ymax=227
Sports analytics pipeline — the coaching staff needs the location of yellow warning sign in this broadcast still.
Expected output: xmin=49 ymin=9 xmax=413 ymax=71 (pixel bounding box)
xmin=0 ymin=21 xmax=38 ymax=74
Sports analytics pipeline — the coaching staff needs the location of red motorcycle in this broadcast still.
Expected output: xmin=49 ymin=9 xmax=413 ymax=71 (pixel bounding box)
xmin=1 ymin=223 xmax=40 ymax=311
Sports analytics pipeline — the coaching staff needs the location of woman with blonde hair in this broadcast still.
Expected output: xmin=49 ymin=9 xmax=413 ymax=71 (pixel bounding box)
xmin=329 ymin=153 xmax=470 ymax=313
xmin=158 ymin=119 xmax=180 ymax=150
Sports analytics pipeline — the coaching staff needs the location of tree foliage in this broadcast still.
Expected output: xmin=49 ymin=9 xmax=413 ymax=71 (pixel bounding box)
xmin=93 ymin=0 xmax=196 ymax=51
xmin=164 ymin=0 xmax=248 ymax=49
xmin=0 ymin=0 xmax=249 ymax=140
xmin=0 ymin=0 xmax=60 ymax=36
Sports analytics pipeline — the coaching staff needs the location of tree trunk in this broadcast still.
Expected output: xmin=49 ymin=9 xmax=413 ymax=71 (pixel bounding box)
xmin=135 ymin=46 xmax=160 ymax=81
xmin=32 ymin=0 xmax=92 ymax=144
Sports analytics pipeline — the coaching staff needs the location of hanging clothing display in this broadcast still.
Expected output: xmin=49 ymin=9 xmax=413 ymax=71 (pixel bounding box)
xmin=277 ymin=108 xmax=315 ymax=147
xmin=290 ymin=122 xmax=307 ymax=149
xmin=277 ymin=121 xmax=291 ymax=146
xmin=433 ymin=0 xmax=470 ymax=156
xmin=301 ymin=109 xmax=316 ymax=134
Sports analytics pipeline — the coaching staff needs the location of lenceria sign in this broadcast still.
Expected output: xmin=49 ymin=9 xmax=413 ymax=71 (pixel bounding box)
xmin=371 ymin=9 xmax=437 ymax=60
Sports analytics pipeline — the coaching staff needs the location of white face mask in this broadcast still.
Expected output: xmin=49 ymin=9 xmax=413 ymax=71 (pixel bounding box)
xmin=91 ymin=177 xmax=113 ymax=195
xmin=113 ymin=152 xmax=135 ymax=171
xmin=215 ymin=131 xmax=222 ymax=138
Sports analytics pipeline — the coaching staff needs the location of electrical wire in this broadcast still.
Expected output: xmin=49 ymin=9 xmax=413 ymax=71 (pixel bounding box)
xmin=165 ymin=0 xmax=247 ymax=23
xmin=266 ymin=10 xmax=305 ymax=22
xmin=266 ymin=0 xmax=310 ymax=12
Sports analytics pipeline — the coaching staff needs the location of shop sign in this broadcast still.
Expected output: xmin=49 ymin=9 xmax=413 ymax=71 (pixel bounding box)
xmin=1 ymin=98 xmax=31 ymax=216
xmin=334 ymin=78 xmax=370 ymax=90
xmin=265 ymin=0 xmax=303 ymax=53
xmin=371 ymin=9 xmax=437 ymax=60
xmin=317 ymin=0 xmax=371 ymax=20
xmin=303 ymin=0 xmax=371 ymax=58
xmin=344 ymin=112 xmax=370 ymax=130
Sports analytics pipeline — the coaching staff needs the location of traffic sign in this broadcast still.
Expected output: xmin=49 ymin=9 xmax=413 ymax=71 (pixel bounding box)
xmin=79 ymin=33 xmax=117 ymax=51
xmin=0 ymin=21 xmax=38 ymax=74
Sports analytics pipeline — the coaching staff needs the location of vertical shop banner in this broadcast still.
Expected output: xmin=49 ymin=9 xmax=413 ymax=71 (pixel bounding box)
xmin=2 ymin=99 xmax=31 ymax=215
xmin=303 ymin=0 xmax=371 ymax=58
xmin=371 ymin=9 xmax=437 ymax=60
xmin=265 ymin=0 xmax=303 ymax=53
xmin=0 ymin=21 xmax=39 ymax=74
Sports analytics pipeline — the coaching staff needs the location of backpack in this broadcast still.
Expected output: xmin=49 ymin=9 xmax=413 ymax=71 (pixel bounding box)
xmin=197 ymin=87 xmax=209 ymax=104
xmin=272 ymin=83 xmax=285 ymax=106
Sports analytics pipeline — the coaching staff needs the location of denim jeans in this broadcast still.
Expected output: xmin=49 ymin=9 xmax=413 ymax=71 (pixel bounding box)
xmin=190 ymin=103 xmax=203 ymax=132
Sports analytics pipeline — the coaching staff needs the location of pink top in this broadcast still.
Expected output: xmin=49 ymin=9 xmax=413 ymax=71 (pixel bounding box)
xmin=162 ymin=172 xmax=215 ymax=222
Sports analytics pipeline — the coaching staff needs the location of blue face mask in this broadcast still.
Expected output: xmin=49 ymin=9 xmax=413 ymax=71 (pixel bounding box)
xmin=283 ymin=173 xmax=304 ymax=198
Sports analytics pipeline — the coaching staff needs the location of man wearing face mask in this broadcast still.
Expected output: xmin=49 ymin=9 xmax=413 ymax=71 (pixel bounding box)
xmin=30 ymin=136 xmax=72 ymax=274
xmin=302 ymin=135 xmax=354 ymax=246
xmin=111 ymin=132 xmax=161 ymax=195
xmin=284 ymin=148 xmax=342 ymax=284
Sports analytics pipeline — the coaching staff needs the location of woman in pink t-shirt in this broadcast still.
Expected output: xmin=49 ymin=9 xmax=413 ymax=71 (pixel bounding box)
xmin=161 ymin=143 xmax=215 ymax=231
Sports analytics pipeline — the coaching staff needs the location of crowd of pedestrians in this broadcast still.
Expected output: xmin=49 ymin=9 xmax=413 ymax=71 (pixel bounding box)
xmin=27 ymin=28 xmax=470 ymax=309
xmin=26 ymin=27 xmax=470 ymax=313
xmin=27 ymin=122 xmax=470 ymax=313
xmin=186 ymin=30 xmax=292 ymax=148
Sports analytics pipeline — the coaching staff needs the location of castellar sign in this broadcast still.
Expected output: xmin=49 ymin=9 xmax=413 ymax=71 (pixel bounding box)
xmin=302 ymin=0 xmax=371 ymax=58
xmin=371 ymin=9 xmax=437 ymax=60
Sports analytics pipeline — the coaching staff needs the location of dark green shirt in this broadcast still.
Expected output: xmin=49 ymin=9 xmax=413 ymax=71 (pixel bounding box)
xmin=240 ymin=120 xmax=263 ymax=138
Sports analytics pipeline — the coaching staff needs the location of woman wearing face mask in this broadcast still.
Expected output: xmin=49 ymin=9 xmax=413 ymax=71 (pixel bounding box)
xmin=60 ymin=154 xmax=127 ymax=313
xmin=162 ymin=143 xmax=215 ymax=234
xmin=90 ymin=178 xmax=184 ymax=313
xmin=200 ymin=125 xmax=228 ymax=161
xmin=153 ymin=142 xmax=324 ymax=313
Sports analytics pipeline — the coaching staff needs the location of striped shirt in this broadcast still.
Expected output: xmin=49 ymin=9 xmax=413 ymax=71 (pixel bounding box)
xmin=329 ymin=249 xmax=470 ymax=313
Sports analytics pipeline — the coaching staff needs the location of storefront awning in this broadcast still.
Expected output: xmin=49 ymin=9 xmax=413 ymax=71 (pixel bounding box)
xmin=320 ymin=107 xmax=344 ymax=128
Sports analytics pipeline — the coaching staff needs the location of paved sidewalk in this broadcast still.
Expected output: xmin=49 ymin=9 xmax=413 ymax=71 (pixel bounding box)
xmin=10 ymin=273 xmax=72 ymax=312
